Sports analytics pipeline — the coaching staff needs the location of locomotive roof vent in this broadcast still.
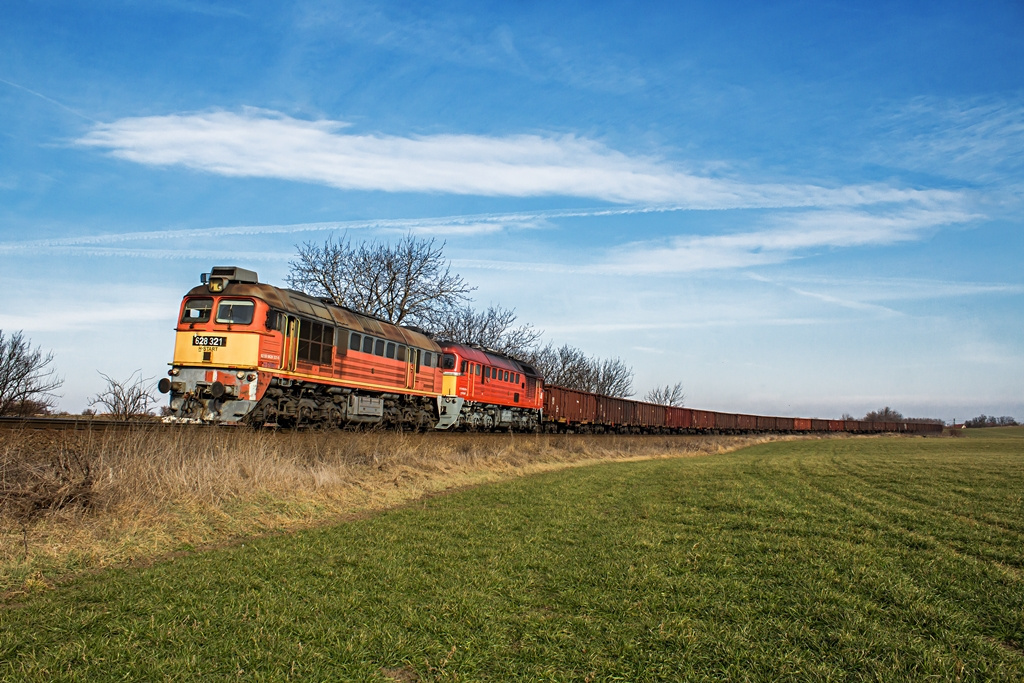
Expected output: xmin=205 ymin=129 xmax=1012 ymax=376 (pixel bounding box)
xmin=201 ymin=266 xmax=259 ymax=293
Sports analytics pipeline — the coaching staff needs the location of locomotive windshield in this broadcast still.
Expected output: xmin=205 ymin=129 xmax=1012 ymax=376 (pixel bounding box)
xmin=441 ymin=353 xmax=457 ymax=370
xmin=180 ymin=297 xmax=213 ymax=323
xmin=215 ymin=299 xmax=255 ymax=325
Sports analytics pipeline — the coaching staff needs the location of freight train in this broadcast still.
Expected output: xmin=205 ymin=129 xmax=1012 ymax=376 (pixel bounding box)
xmin=157 ymin=267 xmax=942 ymax=436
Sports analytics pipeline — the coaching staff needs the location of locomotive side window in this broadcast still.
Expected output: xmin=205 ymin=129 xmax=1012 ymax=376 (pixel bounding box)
xmin=423 ymin=352 xmax=433 ymax=367
xmin=374 ymin=339 xmax=385 ymax=356
xmin=265 ymin=310 xmax=286 ymax=331
xmin=475 ymin=364 xmax=481 ymax=376
xmin=181 ymin=298 xmax=213 ymax=323
xmin=386 ymin=342 xmax=396 ymax=359
xmin=460 ymin=360 xmax=468 ymax=373
xmin=350 ymin=332 xmax=361 ymax=351
xmin=298 ymin=319 xmax=335 ymax=365
xmin=397 ymin=345 xmax=407 ymax=361
xmin=362 ymin=336 xmax=373 ymax=354
xmin=215 ymin=299 xmax=255 ymax=325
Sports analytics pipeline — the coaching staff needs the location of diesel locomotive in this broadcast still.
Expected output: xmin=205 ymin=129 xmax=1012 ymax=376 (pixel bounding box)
xmin=157 ymin=266 xmax=543 ymax=430
xmin=157 ymin=267 xmax=941 ymax=436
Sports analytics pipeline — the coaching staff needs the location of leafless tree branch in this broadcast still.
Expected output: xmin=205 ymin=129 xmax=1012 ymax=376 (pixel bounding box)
xmin=863 ymin=406 xmax=903 ymax=421
xmin=287 ymin=233 xmax=475 ymax=326
xmin=527 ymin=342 xmax=634 ymax=397
xmin=644 ymin=382 xmax=686 ymax=407
xmin=429 ymin=305 xmax=542 ymax=359
xmin=89 ymin=370 xmax=157 ymax=421
xmin=0 ymin=330 xmax=63 ymax=416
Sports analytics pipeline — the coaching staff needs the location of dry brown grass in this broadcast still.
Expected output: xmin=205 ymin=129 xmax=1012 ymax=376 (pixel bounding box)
xmin=1 ymin=425 xmax=809 ymax=595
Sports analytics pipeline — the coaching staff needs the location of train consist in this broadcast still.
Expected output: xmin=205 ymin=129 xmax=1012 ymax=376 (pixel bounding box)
xmin=158 ymin=267 xmax=942 ymax=436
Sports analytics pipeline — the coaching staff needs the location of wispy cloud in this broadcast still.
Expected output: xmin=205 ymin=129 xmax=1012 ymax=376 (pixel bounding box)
xmin=0 ymin=206 xmax=672 ymax=256
xmin=748 ymin=273 xmax=1024 ymax=302
xmin=871 ymin=94 xmax=1024 ymax=184
xmin=598 ymin=204 xmax=978 ymax=275
xmin=0 ymin=77 xmax=98 ymax=123
xmin=294 ymin=4 xmax=646 ymax=94
xmin=0 ymin=193 xmax=979 ymax=279
xmin=77 ymin=108 xmax=957 ymax=207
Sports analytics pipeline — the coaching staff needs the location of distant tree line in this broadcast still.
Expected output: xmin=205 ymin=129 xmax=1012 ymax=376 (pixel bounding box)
xmin=859 ymin=407 xmax=943 ymax=425
xmin=964 ymin=415 xmax=1019 ymax=428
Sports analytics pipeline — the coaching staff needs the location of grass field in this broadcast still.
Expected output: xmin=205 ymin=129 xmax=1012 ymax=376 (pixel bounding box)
xmin=1 ymin=430 xmax=1022 ymax=680
xmin=0 ymin=428 xmax=783 ymax=594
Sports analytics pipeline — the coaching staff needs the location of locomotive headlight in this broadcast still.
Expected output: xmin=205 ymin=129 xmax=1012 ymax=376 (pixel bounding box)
xmin=169 ymin=368 xmax=180 ymax=376
xmin=236 ymin=371 xmax=246 ymax=379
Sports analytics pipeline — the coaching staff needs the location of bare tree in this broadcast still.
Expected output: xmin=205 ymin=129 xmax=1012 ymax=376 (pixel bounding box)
xmin=529 ymin=343 xmax=592 ymax=390
xmin=592 ymin=357 xmax=634 ymax=398
xmin=0 ymin=330 xmax=63 ymax=416
xmin=89 ymin=371 xmax=157 ymax=420
xmin=287 ymin=233 xmax=475 ymax=327
xmin=527 ymin=343 xmax=634 ymax=397
xmin=644 ymin=382 xmax=686 ymax=407
xmin=864 ymin=406 xmax=903 ymax=422
xmin=430 ymin=304 xmax=542 ymax=359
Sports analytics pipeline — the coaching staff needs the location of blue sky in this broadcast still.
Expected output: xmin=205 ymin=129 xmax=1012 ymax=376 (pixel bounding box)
xmin=2 ymin=0 xmax=1022 ymax=421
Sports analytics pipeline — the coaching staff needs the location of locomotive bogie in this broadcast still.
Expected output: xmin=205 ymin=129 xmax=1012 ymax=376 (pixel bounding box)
xmin=444 ymin=400 xmax=541 ymax=431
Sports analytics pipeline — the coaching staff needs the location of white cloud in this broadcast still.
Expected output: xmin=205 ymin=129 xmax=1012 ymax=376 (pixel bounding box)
xmin=598 ymin=204 xmax=978 ymax=275
xmin=77 ymin=108 xmax=956 ymax=207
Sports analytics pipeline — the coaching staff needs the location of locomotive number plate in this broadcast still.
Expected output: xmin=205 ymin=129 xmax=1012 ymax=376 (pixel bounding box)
xmin=192 ymin=335 xmax=227 ymax=347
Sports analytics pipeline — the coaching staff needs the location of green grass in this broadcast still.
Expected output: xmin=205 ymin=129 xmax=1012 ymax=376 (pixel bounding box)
xmin=2 ymin=434 xmax=1023 ymax=681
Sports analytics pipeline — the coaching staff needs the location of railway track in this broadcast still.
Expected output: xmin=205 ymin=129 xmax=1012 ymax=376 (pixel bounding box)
xmin=0 ymin=415 xmax=944 ymax=437
xmin=0 ymin=416 xmax=172 ymax=432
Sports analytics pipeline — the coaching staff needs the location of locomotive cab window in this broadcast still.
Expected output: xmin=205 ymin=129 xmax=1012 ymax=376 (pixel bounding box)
xmin=215 ymin=299 xmax=255 ymax=325
xmin=181 ymin=298 xmax=213 ymax=323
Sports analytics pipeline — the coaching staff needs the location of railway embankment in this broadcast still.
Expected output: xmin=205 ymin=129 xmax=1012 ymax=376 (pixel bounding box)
xmin=0 ymin=427 xmax=861 ymax=595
